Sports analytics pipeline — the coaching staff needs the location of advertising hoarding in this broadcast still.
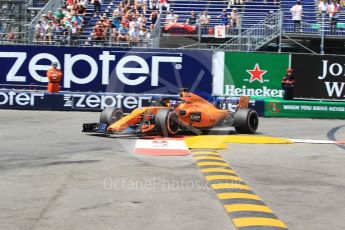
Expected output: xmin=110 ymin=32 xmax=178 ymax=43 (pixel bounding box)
xmin=0 ymin=90 xmax=164 ymax=113
xmin=265 ymin=99 xmax=345 ymax=119
xmin=0 ymin=45 xmax=213 ymax=95
xmin=223 ymin=52 xmax=290 ymax=98
xmin=292 ymin=54 xmax=345 ymax=100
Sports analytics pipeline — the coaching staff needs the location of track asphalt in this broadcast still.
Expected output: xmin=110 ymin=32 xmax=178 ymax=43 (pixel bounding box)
xmin=0 ymin=110 xmax=344 ymax=230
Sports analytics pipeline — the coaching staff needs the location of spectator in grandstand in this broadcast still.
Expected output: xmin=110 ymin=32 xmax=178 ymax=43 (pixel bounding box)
xmin=217 ymin=9 xmax=230 ymax=32
xmin=124 ymin=10 xmax=134 ymax=21
xmin=150 ymin=10 xmax=159 ymax=30
xmin=290 ymin=0 xmax=303 ymax=33
xmin=129 ymin=25 xmax=140 ymax=46
xmin=230 ymin=8 xmax=240 ymax=28
xmin=165 ymin=10 xmax=178 ymax=24
xmin=228 ymin=0 xmax=232 ymax=8
xmin=71 ymin=2 xmax=80 ymax=15
xmin=78 ymin=0 xmax=88 ymax=7
xmin=47 ymin=62 xmax=63 ymax=93
xmin=98 ymin=16 xmax=110 ymax=28
xmin=281 ymin=68 xmax=296 ymax=100
xmin=149 ymin=0 xmax=159 ymax=10
xmin=74 ymin=2 xmax=86 ymax=16
xmin=71 ymin=13 xmax=84 ymax=35
xmin=318 ymin=0 xmax=328 ymax=14
xmin=138 ymin=13 xmax=147 ymax=28
xmin=228 ymin=0 xmax=243 ymax=8
xmin=65 ymin=0 xmax=74 ymax=9
xmin=54 ymin=23 xmax=67 ymax=45
xmin=159 ymin=0 xmax=170 ymax=12
xmin=136 ymin=0 xmax=147 ymax=14
xmin=199 ymin=10 xmax=211 ymax=34
xmin=7 ymin=32 xmax=14 ymax=41
xmin=341 ymin=0 xmax=345 ymax=7
xmin=112 ymin=11 xmax=123 ymax=29
xmin=41 ymin=14 xmax=49 ymax=26
xmin=62 ymin=24 xmax=78 ymax=45
xmin=113 ymin=3 xmax=124 ymax=17
xmin=117 ymin=23 xmax=130 ymax=43
xmin=91 ymin=0 xmax=102 ymax=17
xmin=110 ymin=25 xmax=119 ymax=43
xmin=61 ymin=24 xmax=72 ymax=44
xmin=61 ymin=4 xmax=69 ymax=15
xmin=64 ymin=15 xmax=73 ymax=27
xmin=77 ymin=4 xmax=87 ymax=20
xmin=35 ymin=20 xmax=45 ymax=42
xmin=129 ymin=16 xmax=140 ymax=32
xmin=139 ymin=26 xmax=151 ymax=46
xmin=126 ymin=0 xmax=136 ymax=9
xmin=46 ymin=11 xmax=54 ymax=21
xmin=45 ymin=20 xmax=55 ymax=44
xmin=91 ymin=22 xmax=106 ymax=43
xmin=266 ymin=10 xmax=277 ymax=30
xmin=186 ymin=11 xmax=198 ymax=26
xmin=55 ymin=8 xmax=66 ymax=22
xmin=327 ymin=0 xmax=341 ymax=34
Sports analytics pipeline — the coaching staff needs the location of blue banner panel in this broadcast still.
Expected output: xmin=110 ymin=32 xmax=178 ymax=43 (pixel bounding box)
xmin=0 ymin=45 xmax=212 ymax=95
xmin=0 ymin=90 xmax=173 ymax=113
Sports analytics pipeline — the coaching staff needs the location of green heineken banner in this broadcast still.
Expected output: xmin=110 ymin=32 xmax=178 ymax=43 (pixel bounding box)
xmin=223 ymin=52 xmax=290 ymax=98
xmin=264 ymin=99 xmax=345 ymax=119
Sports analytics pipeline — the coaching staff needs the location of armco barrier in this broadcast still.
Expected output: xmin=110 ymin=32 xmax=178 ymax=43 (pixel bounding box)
xmin=0 ymin=45 xmax=213 ymax=95
xmin=2 ymin=89 xmax=344 ymax=119
xmin=0 ymin=90 xmax=175 ymax=113
xmin=0 ymin=89 xmax=265 ymax=117
xmin=264 ymin=99 xmax=345 ymax=119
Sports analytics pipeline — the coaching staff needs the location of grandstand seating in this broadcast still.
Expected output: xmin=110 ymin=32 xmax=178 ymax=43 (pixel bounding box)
xmin=32 ymin=0 xmax=47 ymax=8
xmin=25 ymin=0 xmax=345 ymax=47
xmin=166 ymin=0 xmax=280 ymax=34
xmin=81 ymin=0 xmax=345 ymax=39
xmin=81 ymin=0 xmax=280 ymax=40
xmin=282 ymin=0 xmax=345 ymax=35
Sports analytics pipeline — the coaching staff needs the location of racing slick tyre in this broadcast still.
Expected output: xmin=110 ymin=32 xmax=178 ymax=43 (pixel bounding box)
xmin=233 ymin=108 xmax=259 ymax=134
xmin=100 ymin=107 xmax=124 ymax=125
xmin=154 ymin=109 xmax=179 ymax=136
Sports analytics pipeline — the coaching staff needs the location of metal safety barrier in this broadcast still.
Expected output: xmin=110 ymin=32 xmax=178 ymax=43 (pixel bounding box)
xmin=27 ymin=0 xmax=63 ymax=43
xmin=217 ymin=11 xmax=282 ymax=51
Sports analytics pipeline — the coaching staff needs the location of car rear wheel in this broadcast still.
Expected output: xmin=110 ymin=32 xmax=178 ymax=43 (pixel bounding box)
xmin=154 ymin=109 xmax=179 ymax=136
xmin=100 ymin=107 xmax=124 ymax=125
xmin=233 ymin=108 xmax=259 ymax=134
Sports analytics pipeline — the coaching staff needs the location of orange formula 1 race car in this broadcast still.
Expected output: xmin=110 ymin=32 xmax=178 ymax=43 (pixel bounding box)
xmin=82 ymin=90 xmax=259 ymax=136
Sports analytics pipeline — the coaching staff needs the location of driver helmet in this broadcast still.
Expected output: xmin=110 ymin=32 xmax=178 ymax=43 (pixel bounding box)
xmin=169 ymin=100 xmax=178 ymax=108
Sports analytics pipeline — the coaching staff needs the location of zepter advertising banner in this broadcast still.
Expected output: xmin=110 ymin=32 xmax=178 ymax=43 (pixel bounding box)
xmin=0 ymin=89 xmax=172 ymax=113
xmin=0 ymin=45 xmax=213 ymax=96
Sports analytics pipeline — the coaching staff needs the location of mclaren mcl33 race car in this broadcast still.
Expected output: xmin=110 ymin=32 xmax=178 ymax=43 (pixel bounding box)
xmin=82 ymin=90 xmax=259 ymax=136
